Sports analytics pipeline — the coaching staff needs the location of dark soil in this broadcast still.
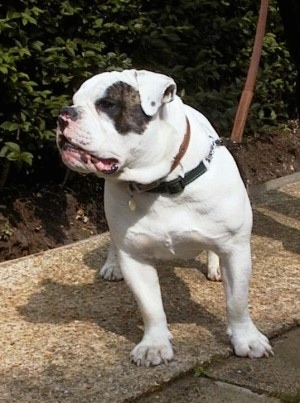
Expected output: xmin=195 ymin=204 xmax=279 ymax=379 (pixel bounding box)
xmin=1 ymin=128 xmax=300 ymax=262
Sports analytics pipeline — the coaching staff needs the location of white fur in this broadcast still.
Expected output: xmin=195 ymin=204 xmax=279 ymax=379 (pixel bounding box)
xmin=57 ymin=69 xmax=273 ymax=366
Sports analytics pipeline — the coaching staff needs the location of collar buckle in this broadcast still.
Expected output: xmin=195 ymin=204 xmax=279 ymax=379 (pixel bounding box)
xmin=162 ymin=176 xmax=185 ymax=194
xmin=129 ymin=180 xmax=162 ymax=193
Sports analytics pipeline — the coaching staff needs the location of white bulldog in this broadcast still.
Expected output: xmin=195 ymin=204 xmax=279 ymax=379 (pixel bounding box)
xmin=57 ymin=69 xmax=273 ymax=366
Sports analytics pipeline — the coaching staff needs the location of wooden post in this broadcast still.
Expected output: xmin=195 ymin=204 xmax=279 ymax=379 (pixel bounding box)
xmin=230 ymin=0 xmax=269 ymax=143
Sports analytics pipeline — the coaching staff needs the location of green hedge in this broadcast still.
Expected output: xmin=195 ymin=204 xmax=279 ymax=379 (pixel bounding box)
xmin=130 ymin=0 xmax=296 ymax=132
xmin=0 ymin=0 xmax=297 ymax=186
xmin=0 ymin=0 xmax=135 ymax=184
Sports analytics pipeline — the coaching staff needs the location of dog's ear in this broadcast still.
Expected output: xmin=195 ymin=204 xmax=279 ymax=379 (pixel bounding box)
xmin=135 ymin=70 xmax=177 ymax=116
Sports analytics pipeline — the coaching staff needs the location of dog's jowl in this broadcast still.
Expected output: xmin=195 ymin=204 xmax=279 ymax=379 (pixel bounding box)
xmin=57 ymin=69 xmax=273 ymax=366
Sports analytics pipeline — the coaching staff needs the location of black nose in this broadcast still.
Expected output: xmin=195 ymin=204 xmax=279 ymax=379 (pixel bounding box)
xmin=60 ymin=106 xmax=79 ymax=121
xmin=58 ymin=106 xmax=79 ymax=132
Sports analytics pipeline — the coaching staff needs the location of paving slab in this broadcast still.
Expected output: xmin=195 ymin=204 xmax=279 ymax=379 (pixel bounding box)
xmin=137 ymin=376 xmax=281 ymax=403
xmin=137 ymin=328 xmax=299 ymax=403
xmin=0 ymin=176 xmax=299 ymax=402
xmin=207 ymin=327 xmax=300 ymax=400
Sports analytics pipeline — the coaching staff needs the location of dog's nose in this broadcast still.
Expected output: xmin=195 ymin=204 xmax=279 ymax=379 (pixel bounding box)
xmin=60 ymin=106 xmax=79 ymax=121
xmin=57 ymin=116 xmax=68 ymax=132
xmin=58 ymin=106 xmax=79 ymax=132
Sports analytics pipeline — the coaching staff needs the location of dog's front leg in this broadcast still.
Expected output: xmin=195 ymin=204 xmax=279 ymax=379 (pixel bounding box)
xmin=118 ymin=250 xmax=173 ymax=367
xmin=207 ymin=250 xmax=221 ymax=281
xmin=221 ymin=242 xmax=273 ymax=358
xmin=100 ymin=238 xmax=123 ymax=281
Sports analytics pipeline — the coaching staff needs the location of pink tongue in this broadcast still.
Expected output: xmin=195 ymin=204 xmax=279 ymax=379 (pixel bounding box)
xmin=91 ymin=156 xmax=119 ymax=173
xmin=88 ymin=156 xmax=118 ymax=173
xmin=78 ymin=149 xmax=118 ymax=173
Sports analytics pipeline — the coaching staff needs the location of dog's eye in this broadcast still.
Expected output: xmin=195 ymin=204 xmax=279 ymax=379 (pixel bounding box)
xmin=96 ymin=99 xmax=116 ymax=111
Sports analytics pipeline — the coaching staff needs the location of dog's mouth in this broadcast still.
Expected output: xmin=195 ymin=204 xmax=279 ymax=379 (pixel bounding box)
xmin=59 ymin=135 xmax=120 ymax=174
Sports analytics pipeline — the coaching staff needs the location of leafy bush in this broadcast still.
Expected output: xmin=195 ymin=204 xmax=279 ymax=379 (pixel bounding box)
xmin=0 ymin=0 xmax=135 ymax=186
xmin=131 ymin=0 xmax=297 ymax=133
xmin=0 ymin=0 xmax=297 ymax=187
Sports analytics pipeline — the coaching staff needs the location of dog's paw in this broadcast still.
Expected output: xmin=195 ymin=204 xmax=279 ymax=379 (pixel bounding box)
xmin=207 ymin=265 xmax=222 ymax=281
xmin=228 ymin=325 xmax=274 ymax=358
xmin=99 ymin=263 xmax=123 ymax=281
xmin=130 ymin=333 xmax=174 ymax=367
xmin=207 ymin=251 xmax=222 ymax=281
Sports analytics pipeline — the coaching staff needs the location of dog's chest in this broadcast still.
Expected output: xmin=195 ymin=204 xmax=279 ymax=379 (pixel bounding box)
xmin=105 ymin=184 xmax=222 ymax=259
xmin=128 ymin=227 xmax=205 ymax=259
xmin=123 ymin=207 xmax=216 ymax=259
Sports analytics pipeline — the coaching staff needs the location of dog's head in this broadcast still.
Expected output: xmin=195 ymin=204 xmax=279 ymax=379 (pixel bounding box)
xmin=56 ymin=70 xmax=177 ymax=179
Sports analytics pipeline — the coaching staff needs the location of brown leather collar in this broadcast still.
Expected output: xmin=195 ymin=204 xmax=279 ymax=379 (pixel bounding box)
xmin=170 ymin=117 xmax=190 ymax=172
xmin=128 ymin=117 xmax=191 ymax=193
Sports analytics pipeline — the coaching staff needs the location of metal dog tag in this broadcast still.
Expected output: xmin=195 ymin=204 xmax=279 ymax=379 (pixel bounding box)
xmin=128 ymin=196 xmax=136 ymax=211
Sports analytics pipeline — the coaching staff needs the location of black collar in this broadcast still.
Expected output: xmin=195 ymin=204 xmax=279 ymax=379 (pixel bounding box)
xmin=129 ymin=160 xmax=208 ymax=195
xmin=129 ymin=136 xmax=220 ymax=195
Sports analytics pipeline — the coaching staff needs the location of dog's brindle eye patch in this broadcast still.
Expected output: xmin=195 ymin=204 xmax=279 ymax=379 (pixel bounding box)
xmin=95 ymin=82 xmax=151 ymax=135
xmin=96 ymin=99 xmax=116 ymax=111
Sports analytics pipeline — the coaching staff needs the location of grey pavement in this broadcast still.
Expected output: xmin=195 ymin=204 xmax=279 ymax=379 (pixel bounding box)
xmin=0 ymin=173 xmax=299 ymax=402
xmin=136 ymin=327 xmax=300 ymax=403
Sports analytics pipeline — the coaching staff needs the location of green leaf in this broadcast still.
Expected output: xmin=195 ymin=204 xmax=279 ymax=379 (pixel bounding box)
xmin=0 ymin=146 xmax=9 ymax=157
xmin=20 ymin=151 xmax=33 ymax=165
xmin=0 ymin=122 xmax=20 ymax=131
xmin=0 ymin=66 xmax=8 ymax=74
xmin=4 ymin=142 xmax=20 ymax=152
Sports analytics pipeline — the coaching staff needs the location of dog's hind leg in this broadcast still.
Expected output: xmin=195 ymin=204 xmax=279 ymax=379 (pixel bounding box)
xmin=221 ymin=242 xmax=273 ymax=358
xmin=207 ymin=250 xmax=221 ymax=281
xmin=118 ymin=250 xmax=174 ymax=367
xmin=100 ymin=238 xmax=123 ymax=281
